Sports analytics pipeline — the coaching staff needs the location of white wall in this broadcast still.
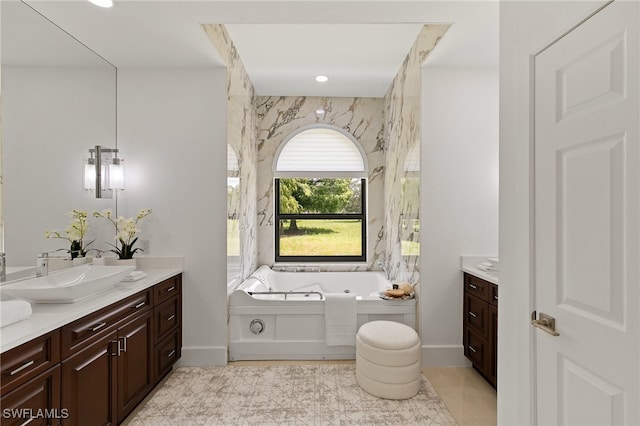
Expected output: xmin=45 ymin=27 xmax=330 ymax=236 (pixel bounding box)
xmin=116 ymin=67 xmax=228 ymax=366
xmin=499 ymin=1 xmax=608 ymax=424
xmin=420 ymin=67 xmax=498 ymax=366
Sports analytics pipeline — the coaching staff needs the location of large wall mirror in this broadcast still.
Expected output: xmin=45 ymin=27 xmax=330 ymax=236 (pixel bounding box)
xmin=1 ymin=1 xmax=117 ymax=266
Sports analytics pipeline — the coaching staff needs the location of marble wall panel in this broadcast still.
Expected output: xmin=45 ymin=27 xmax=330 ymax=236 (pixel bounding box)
xmin=255 ymin=96 xmax=385 ymax=270
xmin=203 ymin=25 xmax=258 ymax=282
xmin=383 ymin=24 xmax=449 ymax=283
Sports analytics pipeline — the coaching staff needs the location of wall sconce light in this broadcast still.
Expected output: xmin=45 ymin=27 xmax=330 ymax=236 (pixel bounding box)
xmin=315 ymin=108 xmax=326 ymax=120
xmin=83 ymin=145 xmax=124 ymax=199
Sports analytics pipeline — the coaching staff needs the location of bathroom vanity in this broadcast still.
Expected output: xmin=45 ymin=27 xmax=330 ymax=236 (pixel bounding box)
xmin=0 ymin=269 xmax=182 ymax=425
xmin=461 ymin=262 xmax=498 ymax=389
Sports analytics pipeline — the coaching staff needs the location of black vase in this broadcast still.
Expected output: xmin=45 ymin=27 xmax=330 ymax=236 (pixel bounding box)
xmin=70 ymin=241 xmax=82 ymax=259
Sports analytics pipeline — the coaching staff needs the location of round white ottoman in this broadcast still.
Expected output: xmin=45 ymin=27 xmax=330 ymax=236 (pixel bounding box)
xmin=355 ymin=320 xmax=421 ymax=399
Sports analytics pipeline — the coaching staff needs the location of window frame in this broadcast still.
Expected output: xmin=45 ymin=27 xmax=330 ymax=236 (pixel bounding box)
xmin=274 ymin=177 xmax=367 ymax=263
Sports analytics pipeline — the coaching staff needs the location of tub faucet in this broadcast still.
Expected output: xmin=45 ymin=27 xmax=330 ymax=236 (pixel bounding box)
xmin=0 ymin=252 xmax=6 ymax=282
xmin=376 ymin=261 xmax=388 ymax=280
xmin=36 ymin=252 xmax=49 ymax=277
xmin=251 ymin=275 xmax=271 ymax=292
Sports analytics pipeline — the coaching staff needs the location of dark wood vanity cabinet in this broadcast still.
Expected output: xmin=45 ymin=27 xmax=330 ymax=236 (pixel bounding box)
xmin=153 ymin=274 xmax=182 ymax=382
xmin=463 ymin=272 xmax=498 ymax=388
xmin=1 ymin=274 xmax=182 ymax=426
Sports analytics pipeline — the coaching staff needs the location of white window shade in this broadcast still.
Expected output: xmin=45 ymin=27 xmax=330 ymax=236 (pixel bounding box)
xmin=275 ymin=128 xmax=367 ymax=177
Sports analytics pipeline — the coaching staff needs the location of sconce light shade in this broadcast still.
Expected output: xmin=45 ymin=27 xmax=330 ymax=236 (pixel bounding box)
xmin=109 ymin=158 xmax=124 ymax=190
xmin=83 ymin=146 xmax=124 ymax=198
xmin=83 ymin=159 xmax=96 ymax=190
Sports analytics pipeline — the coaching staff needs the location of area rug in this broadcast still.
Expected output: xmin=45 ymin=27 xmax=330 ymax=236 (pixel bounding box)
xmin=125 ymin=364 xmax=457 ymax=425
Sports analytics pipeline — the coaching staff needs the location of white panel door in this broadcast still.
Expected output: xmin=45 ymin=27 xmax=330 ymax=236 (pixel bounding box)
xmin=534 ymin=1 xmax=639 ymax=425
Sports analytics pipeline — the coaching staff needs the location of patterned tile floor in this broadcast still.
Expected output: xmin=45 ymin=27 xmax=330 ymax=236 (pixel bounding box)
xmin=125 ymin=364 xmax=458 ymax=425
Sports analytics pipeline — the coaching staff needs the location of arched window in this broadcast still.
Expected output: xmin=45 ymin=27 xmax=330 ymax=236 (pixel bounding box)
xmin=274 ymin=126 xmax=367 ymax=262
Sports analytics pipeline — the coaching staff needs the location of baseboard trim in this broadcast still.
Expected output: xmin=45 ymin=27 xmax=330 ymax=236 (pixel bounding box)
xmin=421 ymin=345 xmax=471 ymax=367
xmin=176 ymin=345 xmax=469 ymax=367
xmin=175 ymin=346 xmax=227 ymax=367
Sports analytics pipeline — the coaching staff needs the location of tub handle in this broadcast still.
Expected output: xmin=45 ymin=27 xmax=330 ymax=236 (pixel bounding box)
xmin=247 ymin=291 xmax=324 ymax=300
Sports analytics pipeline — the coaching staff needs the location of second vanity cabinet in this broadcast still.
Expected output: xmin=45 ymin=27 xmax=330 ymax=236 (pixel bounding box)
xmin=463 ymin=272 xmax=498 ymax=388
xmin=152 ymin=275 xmax=182 ymax=382
xmin=0 ymin=273 xmax=182 ymax=426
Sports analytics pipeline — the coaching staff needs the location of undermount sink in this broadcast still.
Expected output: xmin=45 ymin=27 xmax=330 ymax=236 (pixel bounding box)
xmin=0 ymin=265 xmax=135 ymax=303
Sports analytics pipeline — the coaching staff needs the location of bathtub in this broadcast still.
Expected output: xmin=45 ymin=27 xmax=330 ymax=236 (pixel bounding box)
xmin=228 ymin=265 xmax=416 ymax=360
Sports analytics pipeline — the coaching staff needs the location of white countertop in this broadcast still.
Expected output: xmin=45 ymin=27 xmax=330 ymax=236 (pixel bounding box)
xmin=0 ymin=259 xmax=183 ymax=354
xmin=461 ymin=256 xmax=499 ymax=285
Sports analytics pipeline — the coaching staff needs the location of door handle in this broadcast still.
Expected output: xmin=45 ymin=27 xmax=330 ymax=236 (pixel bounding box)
xmin=531 ymin=311 xmax=559 ymax=336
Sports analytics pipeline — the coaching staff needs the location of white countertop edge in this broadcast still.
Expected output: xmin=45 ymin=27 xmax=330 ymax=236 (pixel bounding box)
xmin=460 ymin=255 xmax=499 ymax=285
xmin=0 ymin=267 xmax=182 ymax=354
xmin=461 ymin=266 xmax=499 ymax=285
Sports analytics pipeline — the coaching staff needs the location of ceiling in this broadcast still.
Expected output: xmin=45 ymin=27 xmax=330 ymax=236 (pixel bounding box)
xmin=21 ymin=1 xmax=499 ymax=97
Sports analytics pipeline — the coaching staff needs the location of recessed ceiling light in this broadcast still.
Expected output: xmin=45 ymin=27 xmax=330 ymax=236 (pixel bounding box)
xmin=88 ymin=0 xmax=114 ymax=8
xmin=315 ymin=75 xmax=329 ymax=83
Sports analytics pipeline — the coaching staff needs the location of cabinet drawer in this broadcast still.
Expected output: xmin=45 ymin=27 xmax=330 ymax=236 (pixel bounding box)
xmin=153 ymin=275 xmax=181 ymax=305
xmin=154 ymin=296 xmax=181 ymax=343
xmin=465 ymin=294 xmax=488 ymax=337
xmin=61 ymin=290 xmax=151 ymax=358
xmin=464 ymin=273 xmax=489 ymax=301
xmin=464 ymin=328 xmax=488 ymax=372
xmin=154 ymin=331 xmax=180 ymax=383
xmin=0 ymin=366 xmax=61 ymax=426
xmin=1 ymin=331 xmax=60 ymax=395
xmin=490 ymin=284 xmax=499 ymax=307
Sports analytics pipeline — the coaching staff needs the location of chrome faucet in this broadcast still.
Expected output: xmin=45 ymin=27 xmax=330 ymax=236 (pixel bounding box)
xmin=36 ymin=252 xmax=49 ymax=277
xmin=376 ymin=260 xmax=389 ymax=280
xmin=0 ymin=252 xmax=6 ymax=282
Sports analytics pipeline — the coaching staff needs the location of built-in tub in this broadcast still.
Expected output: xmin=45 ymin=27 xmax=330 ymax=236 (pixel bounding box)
xmin=228 ymin=265 xmax=416 ymax=360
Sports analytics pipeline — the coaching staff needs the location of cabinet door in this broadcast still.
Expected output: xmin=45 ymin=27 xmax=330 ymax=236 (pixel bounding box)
xmin=117 ymin=311 xmax=153 ymax=422
xmin=0 ymin=366 xmax=61 ymax=426
xmin=62 ymin=331 xmax=118 ymax=426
